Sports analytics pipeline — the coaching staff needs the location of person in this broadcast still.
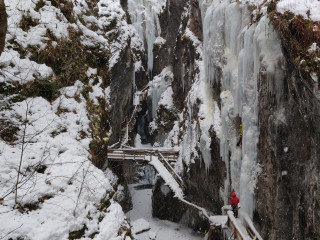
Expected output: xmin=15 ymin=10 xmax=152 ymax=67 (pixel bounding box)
xmin=231 ymin=192 xmax=239 ymax=218
xmin=236 ymin=124 xmax=242 ymax=147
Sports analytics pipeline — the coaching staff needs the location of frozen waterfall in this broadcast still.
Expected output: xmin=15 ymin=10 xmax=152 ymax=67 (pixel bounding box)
xmin=202 ymin=0 xmax=285 ymax=219
xmin=127 ymin=0 xmax=165 ymax=75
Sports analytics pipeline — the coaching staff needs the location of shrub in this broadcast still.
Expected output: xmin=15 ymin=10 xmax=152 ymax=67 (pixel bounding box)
xmin=35 ymin=0 xmax=45 ymax=12
xmin=20 ymin=14 xmax=38 ymax=32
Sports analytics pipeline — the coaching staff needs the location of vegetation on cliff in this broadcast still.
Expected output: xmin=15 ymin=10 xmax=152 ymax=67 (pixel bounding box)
xmin=268 ymin=1 xmax=320 ymax=78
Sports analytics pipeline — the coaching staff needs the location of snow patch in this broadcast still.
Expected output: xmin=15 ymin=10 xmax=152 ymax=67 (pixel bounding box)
xmin=277 ymin=0 xmax=320 ymax=22
xmin=131 ymin=218 xmax=151 ymax=234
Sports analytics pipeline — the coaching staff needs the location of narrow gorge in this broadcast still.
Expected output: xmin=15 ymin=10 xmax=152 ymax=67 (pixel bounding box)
xmin=0 ymin=0 xmax=319 ymax=239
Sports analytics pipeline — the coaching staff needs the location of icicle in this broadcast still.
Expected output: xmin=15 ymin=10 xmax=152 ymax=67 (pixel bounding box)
xmin=202 ymin=0 xmax=285 ymax=219
xmin=127 ymin=0 xmax=165 ymax=74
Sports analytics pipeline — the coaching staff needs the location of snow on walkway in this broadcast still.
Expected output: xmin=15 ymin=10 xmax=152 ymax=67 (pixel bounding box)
xmin=149 ymin=156 xmax=184 ymax=199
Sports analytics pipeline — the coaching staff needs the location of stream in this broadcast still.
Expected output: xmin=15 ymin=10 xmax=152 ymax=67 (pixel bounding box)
xmin=126 ymin=135 xmax=203 ymax=240
xmin=127 ymin=179 xmax=203 ymax=240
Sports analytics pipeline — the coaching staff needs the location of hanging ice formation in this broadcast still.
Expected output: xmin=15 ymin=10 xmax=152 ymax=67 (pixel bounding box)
xmin=202 ymin=0 xmax=285 ymax=219
xmin=127 ymin=0 xmax=167 ymax=130
xmin=127 ymin=0 xmax=165 ymax=76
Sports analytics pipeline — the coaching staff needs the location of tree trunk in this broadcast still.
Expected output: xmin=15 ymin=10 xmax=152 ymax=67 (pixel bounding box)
xmin=0 ymin=0 xmax=7 ymax=56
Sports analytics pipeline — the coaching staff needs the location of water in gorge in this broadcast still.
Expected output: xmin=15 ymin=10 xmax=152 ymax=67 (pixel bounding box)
xmin=126 ymin=135 xmax=202 ymax=239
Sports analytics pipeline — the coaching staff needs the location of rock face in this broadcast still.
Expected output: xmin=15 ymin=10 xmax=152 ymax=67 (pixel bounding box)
xmin=116 ymin=0 xmax=320 ymax=239
xmin=185 ymin=131 xmax=225 ymax=214
xmin=109 ymin=41 xmax=134 ymax=144
xmin=152 ymin=0 xmax=187 ymax=77
xmin=256 ymin=42 xmax=320 ymax=239
xmin=151 ymin=0 xmax=226 ymax=227
xmin=152 ymin=178 xmax=187 ymax=222
xmin=172 ymin=1 xmax=202 ymax=111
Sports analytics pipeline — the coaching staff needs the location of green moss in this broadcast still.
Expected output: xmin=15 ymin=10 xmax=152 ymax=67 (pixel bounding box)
xmin=35 ymin=0 xmax=45 ymax=12
xmin=97 ymin=199 xmax=111 ymax=212
xmin=18 ymin=202 xmax=39 ymax=213
xmin=68 ymin=225 xmax=87 ymax=240
xmin=0 ymin=119 xmax=19 ymax=143
xmin=97 ymin=191 xmax=114 ymax=212
xmin=0 ymin=82 xmax=21 ymax=96
xmin=283 ymin=11 xmax=294 ymax=21
xmin=10 ymin=94 xmax=27 ymax=103
xmin=1 ymin=77 xmax=59 ymax=103
xmin=269 ymin=6 xmax=320 ymax=74
xmin=89 ymin=138 xmax=100 ymax=151
xmin=20 ymin=14 xmax=38 ymax=32
xmin=88 ymin=232 xmax=99 ymax=239
xmin=36 ymin=165 xmax=47 ymax=174
xmin=23 ymin=78 xmax=59 ymax=102
xmin=124 ymin=229 xmax=133 ymax=239
xmin=81 ymin=85 xmax=93 ymax=100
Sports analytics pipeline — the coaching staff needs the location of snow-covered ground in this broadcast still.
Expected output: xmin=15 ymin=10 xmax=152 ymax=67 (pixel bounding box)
xmin=0 ymin=0 xmax=143 ymax=237
xmin=1 ymin=0 xmax=318 ymax=238
xmin=277 ymin=0 xmax=320 ymax=21
xmin=0 ymin=88 xmax=129 ymax=239
xmin=127 ymin=182 xmax=203 ymax=240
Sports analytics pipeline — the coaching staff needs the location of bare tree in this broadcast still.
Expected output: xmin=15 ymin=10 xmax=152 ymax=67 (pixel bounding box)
xmin=73 ymin=164 xmax=90 ymax=216
xmin=0 ymin=0 xmax=7 ymax=56
xmin=13 ymin=99 xmax=55 ymax=204
xmin=14 ymin=100 xmax=29 ymax=204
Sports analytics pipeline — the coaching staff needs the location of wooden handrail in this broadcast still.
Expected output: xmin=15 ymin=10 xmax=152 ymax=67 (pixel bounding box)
xmin=118 ymin=84 xmax=150 ymax=145
xmin=158 ymin=152 xmax=184 ymax=189
xmin=108 ymin=147 xmax=263 ymax=240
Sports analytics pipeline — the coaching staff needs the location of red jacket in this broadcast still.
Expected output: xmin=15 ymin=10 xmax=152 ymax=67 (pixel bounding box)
xmin=231 ymin=192 xmax=239 ymax=206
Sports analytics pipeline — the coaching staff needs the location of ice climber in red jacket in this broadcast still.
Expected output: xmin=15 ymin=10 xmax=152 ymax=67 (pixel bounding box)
xmin=231 ymin=192 xmax=239 ymax=218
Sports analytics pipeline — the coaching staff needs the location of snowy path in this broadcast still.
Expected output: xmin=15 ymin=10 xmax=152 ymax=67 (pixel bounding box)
xmin=149 ymin=156 xmax=184 ymax=198
xmin=127 ymin=183 xmax=203 ymax=240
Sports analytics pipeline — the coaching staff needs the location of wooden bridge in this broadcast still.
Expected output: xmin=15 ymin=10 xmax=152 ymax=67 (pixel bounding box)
xmin=108 ymin=85 xmax=263 ymax=240
xmin=107 ymin=148 xmax=179 ymax=163
xmin=107 ymin=147 xmax=263 ymax=240
xmin=107 ymin=147 xmax=184 ymax=190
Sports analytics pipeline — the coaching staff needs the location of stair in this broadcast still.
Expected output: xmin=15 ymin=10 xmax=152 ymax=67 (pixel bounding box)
xmin=116 ymin=85 xmax=149 ymax=147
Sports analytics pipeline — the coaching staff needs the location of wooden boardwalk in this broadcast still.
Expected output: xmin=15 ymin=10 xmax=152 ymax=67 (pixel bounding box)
xmin=107 ymin=147 xmax=183 ymax=189
xmin=108 ymin=87 xmax=262 ymax=239
xmin=107 ymin=147 xmax=263 ymax=240
xmin=207 ymin=206 xmax=263 ymax=240
xmin=107 ymin=148 xmax=179 ymax=163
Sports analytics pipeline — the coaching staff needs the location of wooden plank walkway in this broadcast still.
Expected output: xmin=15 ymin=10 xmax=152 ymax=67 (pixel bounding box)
xmin=107 ymin=148 xmax=179 ymax=163
xmin=107 ymin=148 xmax=263 ymax=240
xmin=107 ymin=148 xmax=182 ymax=189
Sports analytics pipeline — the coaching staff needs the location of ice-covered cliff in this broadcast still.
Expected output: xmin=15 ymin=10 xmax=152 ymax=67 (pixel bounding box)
xmin=137 ymin=0 xmax=319 ymax=239
xmin=1 ymin=0 xmax=319 ymax=239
